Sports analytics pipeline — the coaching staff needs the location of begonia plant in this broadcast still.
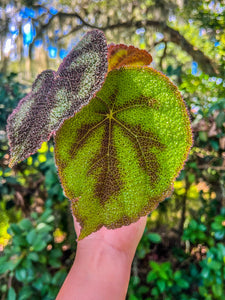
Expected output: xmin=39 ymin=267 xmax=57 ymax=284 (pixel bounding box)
xmin=7 ymin=30 xmax=192 ymax=239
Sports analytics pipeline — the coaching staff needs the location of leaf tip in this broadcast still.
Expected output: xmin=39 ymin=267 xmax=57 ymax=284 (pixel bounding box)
xmin=8 ymin=155 xmax=17 ymax=168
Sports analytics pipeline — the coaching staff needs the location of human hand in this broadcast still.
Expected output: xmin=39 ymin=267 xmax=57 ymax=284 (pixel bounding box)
xmin=74 ymin=215 xmax=147 ymax=260
xmin=57 ymin=216 xmax=147 ymax=300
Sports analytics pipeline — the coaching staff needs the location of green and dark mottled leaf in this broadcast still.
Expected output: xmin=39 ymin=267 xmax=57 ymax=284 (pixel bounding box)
xmin=108 ymin=44 xmax=152 ymax=71
xmin=55 ymin=67 xmax=192 ymax=239
xmin=7 ymin=30 xmax=108 ymax=167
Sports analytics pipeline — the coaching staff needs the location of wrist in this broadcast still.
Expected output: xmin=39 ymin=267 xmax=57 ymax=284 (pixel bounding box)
xmin=74 ymin=238 xmax=133 ymax=280
xmin=76 ymin=237 xmax=134 ymax=266
xmin=70 ymin=240 xmax=132 ymax=300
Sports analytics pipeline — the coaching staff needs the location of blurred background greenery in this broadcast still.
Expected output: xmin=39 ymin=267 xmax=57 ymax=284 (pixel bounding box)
xmin=0 ymin=0 xmax=225 ymax=299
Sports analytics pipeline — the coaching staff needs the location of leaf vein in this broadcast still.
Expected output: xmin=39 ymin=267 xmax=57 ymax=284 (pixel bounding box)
xmin=112 ymin=117 xmax=149 ymax=172
xmin=70 ymin=117 xmax=107 ymax=157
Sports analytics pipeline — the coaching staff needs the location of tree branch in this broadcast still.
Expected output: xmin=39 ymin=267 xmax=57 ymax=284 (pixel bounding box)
xmin=29 ymin=10 xmax=220 ymax=76
xmin=159 ymin=41 xmax=168 ymax=69
xmin=144 ymin=20 xmax=220 ymax=76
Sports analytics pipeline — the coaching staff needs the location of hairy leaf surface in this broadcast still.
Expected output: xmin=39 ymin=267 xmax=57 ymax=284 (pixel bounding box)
xmin=55 ymin=67 xmax=192 ymax=239
xmin=108 ymin=44 xmax=152 ymax=71
xmin=7 ymin=30 xmax=108 ymax=167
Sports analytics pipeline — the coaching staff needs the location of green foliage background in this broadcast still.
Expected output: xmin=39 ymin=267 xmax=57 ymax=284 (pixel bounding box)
xmin=0 ymin=1 xmax=225 ymax=299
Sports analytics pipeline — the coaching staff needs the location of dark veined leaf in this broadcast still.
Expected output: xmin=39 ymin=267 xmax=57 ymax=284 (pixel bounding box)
xmin=55 ymin=66 xmax=192 ymax=239
xmin=7 ymin=30 xmax=108 ymax=167
xmin=108 ymin=44 xmax=152 ymax=71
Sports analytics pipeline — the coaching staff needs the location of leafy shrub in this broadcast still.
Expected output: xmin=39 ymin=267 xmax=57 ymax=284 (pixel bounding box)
xmin=147 ymin=261 xmax=190 ymax=300
xmin=0 ymin=209 xmax=67 ymax=300
xmin=182 ymin=219 xmax=208 ymax=245
xmin=211 ymin=208 xmax=225 ymax=241
xmin=127 ymin=204 xmax=225 ymax=300
xmin=199 ymin=243 xmax=225 ymax=300
xmin=136 ymin=230 xmax=161 ymax=259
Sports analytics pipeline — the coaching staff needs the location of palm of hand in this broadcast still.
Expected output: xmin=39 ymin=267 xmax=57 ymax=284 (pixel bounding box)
xmin=73 ymin=216 xmax=147 ymax=258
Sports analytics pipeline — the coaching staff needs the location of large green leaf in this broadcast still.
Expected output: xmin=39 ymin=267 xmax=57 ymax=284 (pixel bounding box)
xmin=55 ymin=67 xmax=192 ymax=239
